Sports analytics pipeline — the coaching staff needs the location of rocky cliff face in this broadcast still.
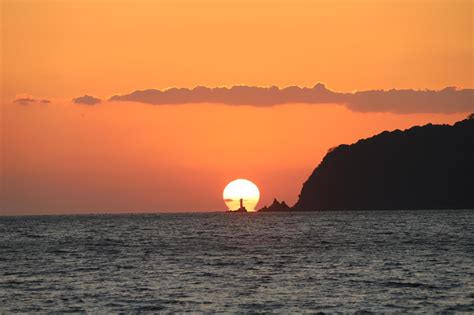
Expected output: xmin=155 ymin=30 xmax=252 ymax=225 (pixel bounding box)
xmin=292 ymin=116 xmax=474 ymax=211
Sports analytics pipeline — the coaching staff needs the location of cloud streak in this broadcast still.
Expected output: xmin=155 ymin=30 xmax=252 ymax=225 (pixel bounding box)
xmin=109 ymin=84 xmax=473 ymax=114
xmin=13 ymin=97 xmax=50 ymax=105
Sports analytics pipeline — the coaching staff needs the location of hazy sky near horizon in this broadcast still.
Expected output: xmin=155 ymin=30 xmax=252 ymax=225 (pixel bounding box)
xmin=1 ymin=0 xmax=473 ymax=215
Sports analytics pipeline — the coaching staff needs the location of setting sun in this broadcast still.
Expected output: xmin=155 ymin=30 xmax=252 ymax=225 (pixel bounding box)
xmin=223 ymin=179 xmax=260 ymax=211
xmin=2 ymin=0 xmax=473 ymax=312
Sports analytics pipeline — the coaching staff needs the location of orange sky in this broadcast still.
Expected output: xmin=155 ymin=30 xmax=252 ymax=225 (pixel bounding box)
xmin=1 ymin=0 xmax=472 ymax=214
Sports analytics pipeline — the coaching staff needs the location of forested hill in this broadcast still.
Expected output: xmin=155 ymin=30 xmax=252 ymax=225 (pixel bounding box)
xmin=292 ymin=116 xmax=474 ymax=211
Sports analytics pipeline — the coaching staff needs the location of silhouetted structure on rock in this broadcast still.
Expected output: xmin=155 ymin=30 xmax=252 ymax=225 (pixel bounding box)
xmin=228 ymin=198 xmax=248 ymax=212
xmin=292 ymin=115 xmax=474 ymax=211
xmin=258 ymin=198 xmax=291 ymax=212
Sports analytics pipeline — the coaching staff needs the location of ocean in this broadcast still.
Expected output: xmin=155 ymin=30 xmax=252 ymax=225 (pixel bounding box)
xmin=0 ymin=210 xmax=472 ymax=313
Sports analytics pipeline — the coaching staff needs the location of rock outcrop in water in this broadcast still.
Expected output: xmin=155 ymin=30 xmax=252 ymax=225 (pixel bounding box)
xmin=258 ymin=198 xmax=291 ymax=212
xmin=292 ymin=115 xmax=474 ymax=211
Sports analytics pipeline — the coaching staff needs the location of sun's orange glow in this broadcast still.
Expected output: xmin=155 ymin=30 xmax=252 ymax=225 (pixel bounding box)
xmin=2 ymin=0 xmax=472 ymax=103
xmin=1 ymin=0 xmax=471 ymax=215
xmin=223 ymin=179 xmax=260 ymax=211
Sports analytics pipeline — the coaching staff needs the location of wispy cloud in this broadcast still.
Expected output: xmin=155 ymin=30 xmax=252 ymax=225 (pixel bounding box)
xmin=109 ymin=84 xmax=473 ymax=114
xmin=72 ymin=95 xmax=102 ymax=105
xmin=13 ymin=97 xmax=50 ymax=105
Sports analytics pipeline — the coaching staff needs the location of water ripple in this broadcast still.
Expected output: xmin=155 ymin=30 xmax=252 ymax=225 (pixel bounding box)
xmin=0 ymin=210 xmax=473 ymax=312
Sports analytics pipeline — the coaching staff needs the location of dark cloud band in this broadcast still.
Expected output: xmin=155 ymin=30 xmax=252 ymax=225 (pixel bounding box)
xmin=109 ymin=84 xmax=473 ymax=114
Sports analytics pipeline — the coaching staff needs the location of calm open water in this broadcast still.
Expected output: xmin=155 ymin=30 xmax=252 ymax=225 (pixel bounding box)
xmin=0 ymin=210 xmax=473 ymax=313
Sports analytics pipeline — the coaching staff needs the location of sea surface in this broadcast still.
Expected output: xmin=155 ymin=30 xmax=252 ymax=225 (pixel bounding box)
xmin=0 ymin=210 xmax=473 ymax=313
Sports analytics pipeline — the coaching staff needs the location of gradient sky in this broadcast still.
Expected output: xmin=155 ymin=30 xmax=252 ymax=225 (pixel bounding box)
xmin=1 ymin=0 xmax=473 ymax=215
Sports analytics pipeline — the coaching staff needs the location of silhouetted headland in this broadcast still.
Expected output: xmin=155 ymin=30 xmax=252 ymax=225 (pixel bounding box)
xmin=260 ymin=115 xmax=474 ymax=211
